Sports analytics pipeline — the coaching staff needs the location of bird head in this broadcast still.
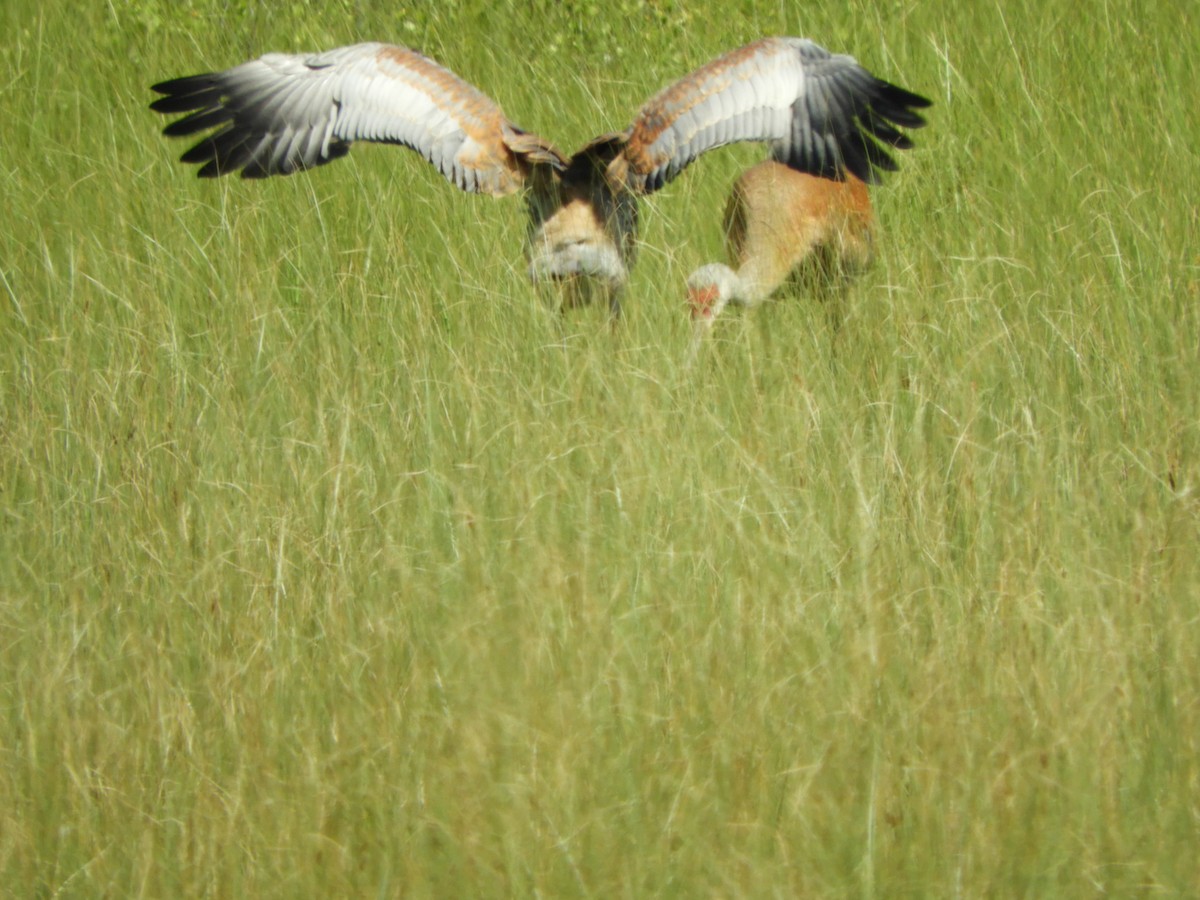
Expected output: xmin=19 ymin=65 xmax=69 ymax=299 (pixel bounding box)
xmin=686 ymin=264 xmax=738 ymax=326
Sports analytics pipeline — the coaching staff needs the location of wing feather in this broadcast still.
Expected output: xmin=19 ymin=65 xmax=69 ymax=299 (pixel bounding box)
xmin=150 ymin=42 xmax=566 ymax=195
xmin=620 ymin=36 xmax=931 ymax=192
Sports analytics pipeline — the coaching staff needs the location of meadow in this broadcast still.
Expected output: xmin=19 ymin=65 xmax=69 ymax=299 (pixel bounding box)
xmin=2 ymin=0 xmax=1198 ymax=894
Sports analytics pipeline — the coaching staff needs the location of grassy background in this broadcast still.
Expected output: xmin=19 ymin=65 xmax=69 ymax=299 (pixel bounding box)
xmin=3 ymin=0 xmax=1198 ymax=895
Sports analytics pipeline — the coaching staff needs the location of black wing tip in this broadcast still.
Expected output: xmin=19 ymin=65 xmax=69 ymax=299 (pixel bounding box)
xmin=150 ymin=94 xmax=207 ymax=115
xmin=894 ymin=86 xmax=934 ymax=110
xmin=160 ymin=108 xmax=233 ymax=137
xmin=850 ymin=78 xmax=934 ymax=177
xmin=154 ymin=63 xmax=354 ymax=179
xmin=781 ymin=74 xmax=931 ymax=185
xmin=873 ymin=79 xmax=934 ymax=120
xmin=172 ymin=138 xmax=346 ymax=180
xmin=149 ymin=73 xmax=224 ymax=113
xmin=192 ymin=158 xmax=295 ymax=179
xmin=150 ymin=78 xmax=179 ymax=94
xmin=150 ymin=77 xmax=182 ymax=96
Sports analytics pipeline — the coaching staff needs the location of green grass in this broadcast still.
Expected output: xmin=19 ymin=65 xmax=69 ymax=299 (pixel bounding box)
xmin=3 ymin=0 xmax=1199 ymax=895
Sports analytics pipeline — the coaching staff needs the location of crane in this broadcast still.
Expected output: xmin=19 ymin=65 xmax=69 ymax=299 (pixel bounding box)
xmin=150 ymin=42 xmax=631 ymax=309
xmin=686 ymin=162 xmax=875 ymax=335
xmin=588 ymin=36 xmax=929 ymax=326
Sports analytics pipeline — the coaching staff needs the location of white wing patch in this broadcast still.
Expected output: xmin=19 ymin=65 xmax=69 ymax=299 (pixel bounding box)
xmin=621 ymin=37 xmax=931 ymax=191
xmin=151 ymin=42 xmax=532 ymax=194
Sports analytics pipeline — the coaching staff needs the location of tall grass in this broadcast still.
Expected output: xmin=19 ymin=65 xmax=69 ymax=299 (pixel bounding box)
xmin=2 ymin=0 xmax=1197 ymax=894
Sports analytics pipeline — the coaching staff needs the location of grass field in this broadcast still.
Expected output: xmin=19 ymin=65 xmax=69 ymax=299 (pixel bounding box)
xmin=2 ymin=0 xmax=1198 ymax=895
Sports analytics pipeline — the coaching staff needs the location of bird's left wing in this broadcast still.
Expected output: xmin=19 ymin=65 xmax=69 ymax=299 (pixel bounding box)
xmin=615 ymin=37 xmax=931 ymax=193
xmin=150 ymin=42 xmax=565 ymax=195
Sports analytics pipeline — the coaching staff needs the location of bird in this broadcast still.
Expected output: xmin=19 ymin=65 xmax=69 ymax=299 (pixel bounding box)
xmin=686 ymin=161 xmax=875 ymax=335
xmin=150 ymin=42 xmax=636 ymax=313
xmin=570 ymin=35 xmax=930 ymax=319
xmin=523 ymin=136 xmax=639 ymax=316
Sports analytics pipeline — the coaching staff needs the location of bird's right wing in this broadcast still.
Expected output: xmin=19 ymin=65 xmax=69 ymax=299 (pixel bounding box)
xmin=617 ymin=37 xmax=931 ymax=192
xmin=150 ymin=42 xmax=566 ymax=195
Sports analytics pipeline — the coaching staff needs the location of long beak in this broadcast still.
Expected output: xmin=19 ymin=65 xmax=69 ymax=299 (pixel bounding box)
xmin=686 ymin=284 xmax=720 ymax=364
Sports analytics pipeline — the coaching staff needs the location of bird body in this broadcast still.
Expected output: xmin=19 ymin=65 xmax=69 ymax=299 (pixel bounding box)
xmin=688 ymin=161 xmax=874 ymax=325
xmin=524 ymin=141 xmax=638 ymax=312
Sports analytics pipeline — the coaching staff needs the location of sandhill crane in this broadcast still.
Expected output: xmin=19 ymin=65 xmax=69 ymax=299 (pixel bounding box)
xmin=568 ymin=35 xmax=929 ymax=318
xmin=687 ymin=161 xmax=875 ymax=333
xmin=150 ymin=42 xmax=636 ymax=310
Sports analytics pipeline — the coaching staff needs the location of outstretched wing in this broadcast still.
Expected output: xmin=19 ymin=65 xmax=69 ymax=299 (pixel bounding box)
xmin=150 ymin=42 xmax=566 ymax=195
xmin=618 ymin=37 xmax=931 ymax=192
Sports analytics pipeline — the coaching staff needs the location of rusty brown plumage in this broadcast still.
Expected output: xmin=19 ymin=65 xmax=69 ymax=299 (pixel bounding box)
xmin=621 ymin=40 xmax=769 ymax=179
xmin=687 ymin=161 xmax=876 ymax=340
